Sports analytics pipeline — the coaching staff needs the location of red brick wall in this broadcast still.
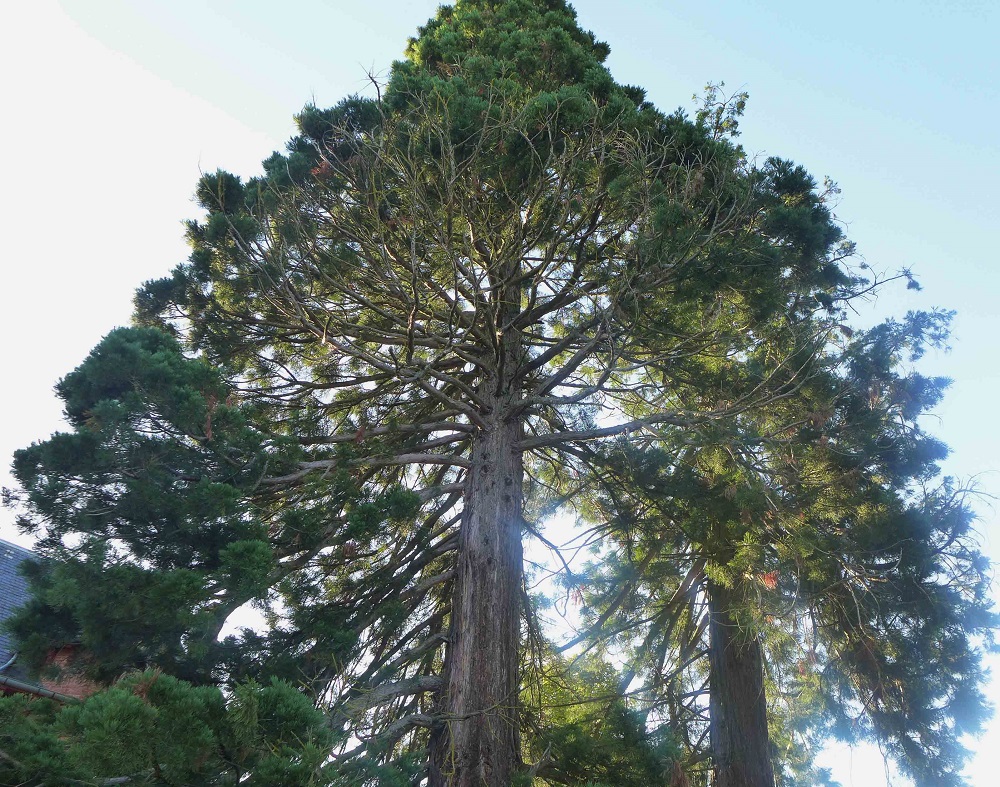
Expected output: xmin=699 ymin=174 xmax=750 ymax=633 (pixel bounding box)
xmin=39 ymin=645 xmax=101 ymax=700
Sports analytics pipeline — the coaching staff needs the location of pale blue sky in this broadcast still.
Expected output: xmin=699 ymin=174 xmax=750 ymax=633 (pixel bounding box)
xmin=2 ymin=1 xmax=997 ymax=783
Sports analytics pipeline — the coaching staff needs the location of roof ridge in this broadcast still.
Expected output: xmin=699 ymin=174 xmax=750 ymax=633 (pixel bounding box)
xmin=0 ymin=536 xmax=35 ymax=557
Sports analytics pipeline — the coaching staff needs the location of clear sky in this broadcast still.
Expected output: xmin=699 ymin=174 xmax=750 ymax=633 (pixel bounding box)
xmin=2 ymin=1 xmax=997 ymax=783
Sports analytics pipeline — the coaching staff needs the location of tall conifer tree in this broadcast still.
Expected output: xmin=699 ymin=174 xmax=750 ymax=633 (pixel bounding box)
xmin=570 ymin=311 xmax=993 ymax=787
xmin=7 ymin=1 xmax=990 ymax=784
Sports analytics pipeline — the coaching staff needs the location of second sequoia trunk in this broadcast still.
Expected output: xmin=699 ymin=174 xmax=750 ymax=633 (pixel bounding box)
xmin=707 ymin=583 xmax=776 ymax=787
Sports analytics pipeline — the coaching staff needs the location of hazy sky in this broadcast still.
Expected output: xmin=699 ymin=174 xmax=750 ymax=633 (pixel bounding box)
xmin=2 ymin=1 xmax=998 ymax=783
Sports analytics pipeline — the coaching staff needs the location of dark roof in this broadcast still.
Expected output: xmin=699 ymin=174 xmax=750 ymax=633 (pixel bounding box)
xmin=0 ymin=537 xmax=36 ymax=667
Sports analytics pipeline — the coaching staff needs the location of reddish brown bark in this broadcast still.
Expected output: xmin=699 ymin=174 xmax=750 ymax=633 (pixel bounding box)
xmin=707 ymin=584 xmax=776 ymax=787
xmin=428 ymin=410 xmax=524 ymax=786
xmin=429 ymin=272 xmax=526 ymax=786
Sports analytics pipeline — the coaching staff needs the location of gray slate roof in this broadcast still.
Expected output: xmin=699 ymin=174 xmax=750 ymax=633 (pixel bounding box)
xmin=0 ymin=537 xmax=36 ymax=667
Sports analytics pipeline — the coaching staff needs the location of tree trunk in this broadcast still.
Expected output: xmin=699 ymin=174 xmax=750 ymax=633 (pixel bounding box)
xmin=707 ymin=583 xmax=776 ymax=787
xmin=428 ymin=399 xmax=524 ymax=785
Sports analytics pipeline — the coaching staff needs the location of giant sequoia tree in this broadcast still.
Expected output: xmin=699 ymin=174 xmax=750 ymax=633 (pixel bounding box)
xmin=6 ymin=1 xmax=992 ymax=785
xmin=569 ymin=310 xmax=993 ymax=787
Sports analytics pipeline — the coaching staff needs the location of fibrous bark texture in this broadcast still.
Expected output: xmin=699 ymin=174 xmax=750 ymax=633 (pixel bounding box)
xmin=708 ymin=585 xmax=776 ymax=787
xmin=429 ymin=305 xmax=525 ymax=785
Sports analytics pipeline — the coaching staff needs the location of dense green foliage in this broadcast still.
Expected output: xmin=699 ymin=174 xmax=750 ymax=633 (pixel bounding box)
xmin=570 ymin=311 xmax=994 ymax=786
xmin=4 ymin=0 xmax=992 ymax=784
xmin=0 ymin=670 xmax=333 ymax=786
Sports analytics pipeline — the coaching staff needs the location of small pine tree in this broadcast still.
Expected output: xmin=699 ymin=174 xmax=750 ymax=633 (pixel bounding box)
xmin=0 ymin=670 xmax=333 ymax=785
